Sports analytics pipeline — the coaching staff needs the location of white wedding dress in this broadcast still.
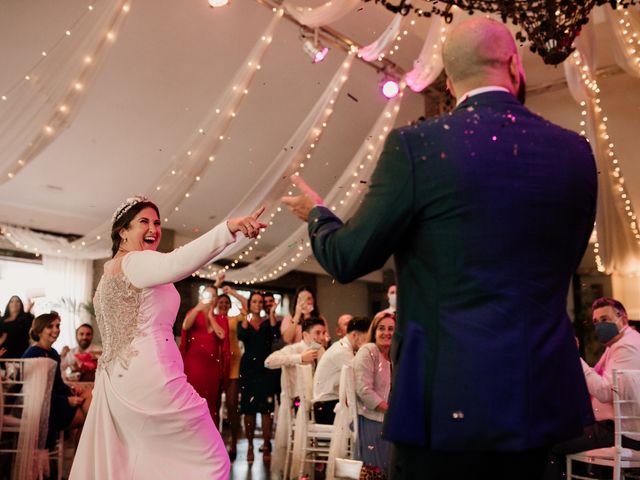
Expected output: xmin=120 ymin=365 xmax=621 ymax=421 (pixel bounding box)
xmin=70 ymin=223 xmax=235 ymax=479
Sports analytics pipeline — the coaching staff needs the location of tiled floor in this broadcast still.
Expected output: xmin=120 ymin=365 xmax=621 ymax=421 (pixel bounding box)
xmin=229 ymin=438 xmax=272 ymax=480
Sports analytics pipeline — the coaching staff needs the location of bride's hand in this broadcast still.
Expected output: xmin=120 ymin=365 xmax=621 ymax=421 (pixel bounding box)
xmin=227 ymin=206 xmax=267 ymax=239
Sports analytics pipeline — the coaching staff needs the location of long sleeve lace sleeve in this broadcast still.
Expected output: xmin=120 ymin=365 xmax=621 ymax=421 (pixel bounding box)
xmin=122 ymin=222 xmax=236 ymax=289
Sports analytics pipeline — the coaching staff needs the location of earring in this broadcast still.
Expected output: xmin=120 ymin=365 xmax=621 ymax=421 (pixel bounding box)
xmin=123 ymin=238 xmax=128 ymax=244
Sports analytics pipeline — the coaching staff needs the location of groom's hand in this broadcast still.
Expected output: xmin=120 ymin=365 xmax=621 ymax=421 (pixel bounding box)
xmin=282 ymin=174 xmax=324 ymax=222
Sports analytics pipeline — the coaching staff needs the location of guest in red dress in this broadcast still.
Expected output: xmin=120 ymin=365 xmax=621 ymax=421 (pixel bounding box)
xmin=180 ymin=286 xmax=230 ymax=427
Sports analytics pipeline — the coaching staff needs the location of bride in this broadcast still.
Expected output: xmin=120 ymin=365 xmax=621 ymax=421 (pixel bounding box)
xmin=70 ymin=195 xmax=265 ymax=479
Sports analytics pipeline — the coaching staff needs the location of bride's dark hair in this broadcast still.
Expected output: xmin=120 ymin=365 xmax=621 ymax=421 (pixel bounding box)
xmin=110 ymin=201 xmax=160 ymax=257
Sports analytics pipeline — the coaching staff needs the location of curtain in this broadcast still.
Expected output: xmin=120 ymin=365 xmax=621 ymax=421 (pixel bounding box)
xmin=42 ymin=255 xmax=93 ymax=349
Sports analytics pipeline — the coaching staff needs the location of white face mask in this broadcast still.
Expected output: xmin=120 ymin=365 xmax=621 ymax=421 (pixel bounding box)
xmin=388 ymin=293 xmax=397 ymax=308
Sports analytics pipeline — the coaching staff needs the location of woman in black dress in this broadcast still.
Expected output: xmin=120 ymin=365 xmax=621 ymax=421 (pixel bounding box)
xmin=237 ymin=292 xmax=280 ymax=463
xmin=0 ymin=296 xmax=34 ymax=358
xmin=22 ymin=312 xmax=92 ymax=447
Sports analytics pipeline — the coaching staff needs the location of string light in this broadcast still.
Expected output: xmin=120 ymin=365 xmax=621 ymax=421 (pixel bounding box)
xmin=208 ymin=83 xmax=405 ymax=284
xmin=615 ymin=5 xmax=640 ymax=67
xmin=0 ymin=4 xmax=99 ymax=103
xmin=203 ymin=55 xmax=353 ymax=280
xmin=149 ymin=12 xmax=284 ymax=228
xmin=378 ymin=26 xmax=410 ymax=61
xmin=571 ymin=49 xmax=640 ymax=270
xmin=1 ymin=1 xmax=131 ymax=183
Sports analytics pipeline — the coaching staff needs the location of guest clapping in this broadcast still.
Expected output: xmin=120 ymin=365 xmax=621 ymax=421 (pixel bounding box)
xmin=354 ymin=311 xmax=395 ymax=475
xmin=180 ymin=285 xmax=230 ymax=427
xmin=22 ymin=312 xmax=92 ymax=448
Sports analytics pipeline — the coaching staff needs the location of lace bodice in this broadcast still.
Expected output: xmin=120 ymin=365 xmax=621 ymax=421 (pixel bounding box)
xmin=94 ymin=273 xmax=143 ymax=372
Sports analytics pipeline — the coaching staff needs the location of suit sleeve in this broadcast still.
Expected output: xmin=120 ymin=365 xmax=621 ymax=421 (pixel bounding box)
xmin=122 ymin=222 xmax=236 ymax=289
xmin=307 ymin=130 xmax=415 ymax=283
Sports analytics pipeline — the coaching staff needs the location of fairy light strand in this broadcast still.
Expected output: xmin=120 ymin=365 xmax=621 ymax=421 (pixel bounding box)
xmin=206 ymin=83 xmax=406 ymax=285
xmin=2 ymin=1 xmax=131 ymax=183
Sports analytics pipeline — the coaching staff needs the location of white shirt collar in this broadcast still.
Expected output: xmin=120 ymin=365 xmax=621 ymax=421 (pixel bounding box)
xmin=456 ymin=86 xmax=510 ymax=106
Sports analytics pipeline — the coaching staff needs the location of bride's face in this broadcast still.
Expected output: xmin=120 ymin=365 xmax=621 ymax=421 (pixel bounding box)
xmin=120 ymin=207 xmax=162 ymax=252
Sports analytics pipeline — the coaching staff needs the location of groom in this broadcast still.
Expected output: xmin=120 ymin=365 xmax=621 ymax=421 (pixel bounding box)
xmin=283 ymin=17 xmax=597 ymax=480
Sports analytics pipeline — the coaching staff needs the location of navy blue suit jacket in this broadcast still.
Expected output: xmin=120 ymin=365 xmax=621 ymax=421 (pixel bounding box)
xmin=307 ymin=91 xmax=597 ymax=451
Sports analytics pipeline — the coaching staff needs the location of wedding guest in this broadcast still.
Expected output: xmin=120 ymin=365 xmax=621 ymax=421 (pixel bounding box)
xmin=354 ymin=312 xmax=395 ymax=475
xmin=22 ymin=312 xmax=92 ymax=448
xmin=283 ymin=17 xmax=596 ymax=480
xmin=313 ymin=316 xmax=369 ymax=424
xmin=265 ymin=317 xmax=326 ymax=394
xmin=281 ymin=285 xmax=328 ymax=346
xmin=382 ymin=284 xmax=397 ymax=315
xmin=0 ymin=295 xmax=34 ymax=358
xmin=180 ymin=286 xmax=230 ymax=428
xmin=545 ymin=297 xmax=640 ymax=479
xmin=220 ymin=283 xmax=247 ymax=461
xmin=335 ymin=313 xmax=353 ymax=339
xmin=237 ymin=292 xmax=280 ymax=463
xmin=265 ymin=317 xmax=326 ymax=476
xmin=61 ymin=323 xmax=102 ymax=381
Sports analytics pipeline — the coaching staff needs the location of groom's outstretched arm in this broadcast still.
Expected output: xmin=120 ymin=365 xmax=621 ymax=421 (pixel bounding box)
xmin=292 ymin=130 xmax=415 ymax=283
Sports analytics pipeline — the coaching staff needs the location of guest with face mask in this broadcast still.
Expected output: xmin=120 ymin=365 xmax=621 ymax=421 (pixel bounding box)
xmin=544 ymin=297 xmax=640 ymax=479
xmin=385 ymin=284 xmax=397 ymax=314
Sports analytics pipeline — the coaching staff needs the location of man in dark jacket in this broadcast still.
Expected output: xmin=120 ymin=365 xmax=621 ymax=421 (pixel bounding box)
xmin=283 ymin=17 xmax=597 ymax=480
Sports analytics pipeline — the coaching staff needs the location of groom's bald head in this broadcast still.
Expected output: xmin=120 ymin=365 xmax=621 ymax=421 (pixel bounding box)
xmin=442 ymin=18 xmax=525 ymax=100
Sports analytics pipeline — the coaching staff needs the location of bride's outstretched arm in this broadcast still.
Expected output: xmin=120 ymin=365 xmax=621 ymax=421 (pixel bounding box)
xmin=122 ymin=207 xmax=267 ymax=289
xmin=122 ymin=222 xmax=236 ymax=288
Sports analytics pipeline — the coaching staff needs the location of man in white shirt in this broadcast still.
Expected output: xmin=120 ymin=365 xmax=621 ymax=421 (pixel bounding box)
xmin=545 ymin=297 xmax=640 ymax=479
xmin=264 ymin=317 xmax=326 ymax=402
xmin=313 ymin=316 xmax=370 ymax=424
xmin=61 ymin=323 xmax=102 ymax=380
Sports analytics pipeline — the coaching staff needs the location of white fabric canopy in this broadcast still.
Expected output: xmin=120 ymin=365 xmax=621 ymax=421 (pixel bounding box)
xmin=224 ymin=83 xmax=405 ymax=283
xmin=405 ymin=14 xmax=449 ymax=92
xmin=1 ymin=10 xmax=284 ymax=261
xmin=284 ymin=0 xmax=360 ymax=28
xmin=43 ymin=255 xmax=93 ymax=349
xmin=0 ymin=0 xmax=130 ymax=185
xmin=564 ymin=27 xmax=640 ymax=276
xmin=605 ymin=5 xmax=640 ymax=78
xmin=358 ymin=14 xmax=403 ymax=62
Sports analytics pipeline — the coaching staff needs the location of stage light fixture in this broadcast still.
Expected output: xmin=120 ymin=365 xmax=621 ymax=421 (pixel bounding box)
xmin=208 ymin=0 xmax=229 ymax=7
xmin=301 ymin=29 xmax=329 ymax=64
xmin=380 ymin=77 xmax=400 ymax=99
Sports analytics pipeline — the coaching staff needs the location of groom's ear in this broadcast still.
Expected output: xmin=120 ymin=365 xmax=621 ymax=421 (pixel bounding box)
xmin=445 ymin=77 xmax=456 ymax=99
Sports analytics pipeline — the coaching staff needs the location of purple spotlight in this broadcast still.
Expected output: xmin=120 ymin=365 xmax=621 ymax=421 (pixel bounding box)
xmin=314 ymin=47 xmax=329 ymax=64
xmin=381 ymin=79 xmax=400 ymax=99
xmin=303 ymin=39 xmax=329 ymax=64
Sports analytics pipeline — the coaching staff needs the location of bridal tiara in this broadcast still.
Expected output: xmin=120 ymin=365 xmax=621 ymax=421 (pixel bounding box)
xmin=112 ymin=194 xmax=151 ymax=224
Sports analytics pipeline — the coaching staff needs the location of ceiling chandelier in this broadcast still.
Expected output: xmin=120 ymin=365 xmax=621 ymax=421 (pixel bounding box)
xmin=364 ymin=0 xmax=639 ymax=64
